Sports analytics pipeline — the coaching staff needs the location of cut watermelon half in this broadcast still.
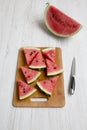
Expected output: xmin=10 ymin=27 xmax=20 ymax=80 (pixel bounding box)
xmin=42 ymin=47 xmax=55 ymax=62
xmin=44 ymin=3 xmax=82 ymax=37
xmin=23 ymin=47 xmax=40 ymax=65
xmin=17 ymin=80 xmax=37 ymax=100
xmin=21 ymin=67 xmax=41 ymax=84
xmin=29 ymin=51 xmax=46 ymax=69
xmin=46 ymin=59 xmax=63 ymax=76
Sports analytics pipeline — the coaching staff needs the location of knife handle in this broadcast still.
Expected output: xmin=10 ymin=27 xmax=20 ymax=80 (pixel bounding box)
xmin=70 ymin=76 xmax=75 ymax=95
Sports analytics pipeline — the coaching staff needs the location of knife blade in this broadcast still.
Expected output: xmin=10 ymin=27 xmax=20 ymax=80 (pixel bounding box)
xmin=70 ymin=57 xmax=76 ymax=95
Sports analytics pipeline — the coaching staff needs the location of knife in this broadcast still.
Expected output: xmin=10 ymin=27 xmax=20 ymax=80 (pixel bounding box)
xmin=70 ymin=57 xmax=76 ymax=95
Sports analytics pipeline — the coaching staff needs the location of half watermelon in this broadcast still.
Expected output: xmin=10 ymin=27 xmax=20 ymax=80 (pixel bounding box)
xmin=42 ymin=47 xmax=55 ymax=62
xmin=29 ymin=51 xmax=46 ymax=69
xmin=44 ymin=3 xmax=82 ymax=37
xmin=23 ymin=47 xmax=40 ymax=65
xmin=21 ymin=67 xmax=41 ymax=84
xmin=46 ymin=59 xmax=63 ymax=76
xmin=17 ymin=80 xmax=37 ymax=100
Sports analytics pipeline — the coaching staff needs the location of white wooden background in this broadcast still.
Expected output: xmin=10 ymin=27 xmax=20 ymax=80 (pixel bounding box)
xmin=0 ymin=0 xmax=87 ymax=130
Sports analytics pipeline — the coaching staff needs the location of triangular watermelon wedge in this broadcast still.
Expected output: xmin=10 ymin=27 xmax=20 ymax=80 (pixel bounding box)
xmin=17 ymin=80 xmax=37 ymax=100
xmin=42 ymin=47 xmax=55 ymax=62
xmin=37 ymin=79 xmax=53 ymax=95
xmin=23 ymin=47 xmax=40 ymax=65
xmin=29 ymin=51 xmax=46 ymax=69
xmin=37 ymin=76 xmax=59 ymax=96
xmin=21 ymin=67 xmax=41 ymax=84
xmin=46 ymin=59 xmax=63 ymax=76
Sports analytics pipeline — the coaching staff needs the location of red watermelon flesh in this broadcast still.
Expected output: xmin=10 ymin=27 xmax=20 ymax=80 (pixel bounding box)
xmin=29 ymin=51 xmax=46 ymax=69
xmin=17 ymin=80 xmax=37 ymax=100
xmin=44 ymin=4 xmax=82 ymax=37
xmin=21 ymin=67 xmax=41 ymax=84
xmin=49 ymin=75 xmax=59 ymax=87
xmin=42 ymin=48 xmax=55 ymax=62
xmin=23 ymin=47 xmax=40 ymax=65
xmin=46 ymin=59 xmax=63 ymax=76
xmin=37 ymin=79 xmax=53 ymax=95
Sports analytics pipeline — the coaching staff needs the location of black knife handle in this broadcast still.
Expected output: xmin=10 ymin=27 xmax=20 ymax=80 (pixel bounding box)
xmin=70 ymin=76 xmax=75 ymax=95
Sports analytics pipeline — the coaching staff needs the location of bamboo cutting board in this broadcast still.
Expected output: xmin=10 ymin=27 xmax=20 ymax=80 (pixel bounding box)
xmin=13 ymin=47 xmax=65 ymax=107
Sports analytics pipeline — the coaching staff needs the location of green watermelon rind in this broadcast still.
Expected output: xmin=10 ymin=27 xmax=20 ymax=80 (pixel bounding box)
xmin=29 ymin=65 xmax=46 ymax=69
xmin=27 ymin=72 xmax=41 ymax=84
xmin=37 ymin=82 xmax=51 ymax=95
xmin=47 ymin=69 xmax=64 ymax=76
xmin=19 ymin=89 xmax=37 ymax=100
xmin=44 ymin=3 xmax=82 ymax=37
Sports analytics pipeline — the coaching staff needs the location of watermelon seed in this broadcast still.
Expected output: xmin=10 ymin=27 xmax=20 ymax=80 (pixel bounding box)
xmin=25 ymin=71 xmax=27 ymax=74
xmin=50 ymin=80 xmax=53 ymax=83
xmin=43 ymin=81 xmax=46 ymax=84
xmin=54 ymin=66 xmax=57 ymax=69
xmin=27 ymin=75 xmax=30 ymax=78
xmin=36 ymin=60 xmax=38 ymax=62
xmin=30 ymin=52 xmax=33 ymax=56
xmin=52 ymin=14 xmax=55 ymax=18
xmin=23 ymin=88 xmax=26 ymax=93
xmin=73 ymin=24 xmax=77 ymax=28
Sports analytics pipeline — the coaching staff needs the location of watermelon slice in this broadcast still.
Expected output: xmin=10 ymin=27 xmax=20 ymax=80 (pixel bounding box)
xmin=44 ymin=3 xmax=82 ymax=37
xmin=46 ymin=59 xmax=63 ymax=76
xmin=17 ymin=80 xmax=37 ymax=100
xmin=23 ymin=47 xmax=40 ymax=65
xmin=37 ymin=76 xmax=59 ymax=95
xmin=42 ymin=47 xmax=55 ymax=62
xmin=29 ymin=51 xmax=46 ymax=69
xmin=21 ymin=67 xmax=41 ymax=84
xmin=37 ymin=79 xmax=53 ymax=95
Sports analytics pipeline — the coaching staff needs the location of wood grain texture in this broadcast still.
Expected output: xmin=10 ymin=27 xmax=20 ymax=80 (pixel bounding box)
xmin=0 ymin=0 xmax=87 ymax=130
xmin=13 ymin=47 xmax=65 ymax=107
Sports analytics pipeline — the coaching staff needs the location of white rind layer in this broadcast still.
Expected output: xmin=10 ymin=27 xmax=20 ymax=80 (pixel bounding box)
xmin=20 ymin=89 xmax=37 ymax=100
xmin=47 ymin=69 xmax=64 ymax=76
xmin=29 ymin=65 xmax=46 ymax=69
xmin=44 ymin=4 xmax=82 ymax=37
xmin=37 ymin=82 xmax=51 ymax=95
xmin=42 ymin=47 xmax=55 ymax=52
xmin=23 ymin=46 xmax=40 ymax=51
xmin=27 ymin=72 xmax=41 ymax=84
